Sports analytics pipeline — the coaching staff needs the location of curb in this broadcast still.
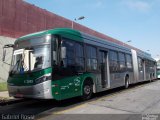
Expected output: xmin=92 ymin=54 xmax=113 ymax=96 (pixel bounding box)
xmin=0 ymin=98 xmax=25 ymax=106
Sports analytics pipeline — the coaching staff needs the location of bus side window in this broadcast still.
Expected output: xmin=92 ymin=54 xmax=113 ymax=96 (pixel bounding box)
xmin=109 ymin=50 xmax=119 ymax=73
xmin=138 ymin=57 xmax=143 ymax=71
xmin=60 ymin=39 xmax=76 ymax=76
xmin=86 ymin=45 xmax=98 ymax=71
xmin=75 ymin=43 xmax=85 ymax=72
xmin=126 ymin=54 xmax=133 ymax=71
xmin=118 ymin=52 xmax=126 ymax=72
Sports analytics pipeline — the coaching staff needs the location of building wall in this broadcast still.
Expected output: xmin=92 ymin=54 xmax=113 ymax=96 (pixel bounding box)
xmin=0 ymin=0 xmax=131 ymax=45
xmin=0 ymin=0 xmax=139 ymax=82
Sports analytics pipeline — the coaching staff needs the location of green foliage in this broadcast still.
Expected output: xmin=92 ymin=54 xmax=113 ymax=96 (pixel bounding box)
xmin=0 ymin=82 xmax=7 ymax=91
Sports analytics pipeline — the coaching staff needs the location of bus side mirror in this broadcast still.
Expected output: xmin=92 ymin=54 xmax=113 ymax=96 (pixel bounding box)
xmin=2 ymin=44 xmax=14 ymax=62
xmin=2 ymin=48 xmax=6 ymax=62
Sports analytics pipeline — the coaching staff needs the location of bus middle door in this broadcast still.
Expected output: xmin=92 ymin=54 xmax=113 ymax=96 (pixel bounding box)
xmin=99 ymin=50 xmax=108 ymax=88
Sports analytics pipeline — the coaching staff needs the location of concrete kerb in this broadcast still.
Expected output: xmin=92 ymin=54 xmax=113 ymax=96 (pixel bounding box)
xmin=0 ymin=91 xmax=24 ymax=106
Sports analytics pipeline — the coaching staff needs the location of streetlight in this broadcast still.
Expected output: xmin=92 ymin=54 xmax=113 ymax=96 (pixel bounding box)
xmin=75 ymin=16 xmax=85 ymax=21
xmin=123 ymin=40 xmax=132 ymax=46
xmin=127 ymin=40 xmax=132 ymax=43
xmin=72 ymin=16 xmax=85 ymax=29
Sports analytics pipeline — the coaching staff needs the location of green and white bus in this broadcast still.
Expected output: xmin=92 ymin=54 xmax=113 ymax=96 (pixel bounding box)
xmin=3 ymin=28 xmax=157 ymax=100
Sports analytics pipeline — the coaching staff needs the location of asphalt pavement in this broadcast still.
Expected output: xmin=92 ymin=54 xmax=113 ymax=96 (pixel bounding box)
xmin=1 ymin=80 xmax=160 ymax=120
xmin=37 ymin=80 xmax=160 ymax=120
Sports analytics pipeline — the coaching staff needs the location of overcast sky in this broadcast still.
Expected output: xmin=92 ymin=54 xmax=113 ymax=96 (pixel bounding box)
xmin=25 ymin=0 xmax=160 ymax=59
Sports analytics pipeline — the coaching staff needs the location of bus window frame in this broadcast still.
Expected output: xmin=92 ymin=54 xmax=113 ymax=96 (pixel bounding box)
xmin=125 ymin=53 xmax=133 ymax=72
xmin=85 ymin=43 xmax=98 ymax=72
xmin=118 ymin=52 xmax=126 ymax=72
xmin=52 ymin=35 xmax=86 ymax=78
xmin=137 ymin=57 xmax=144 ymax=72
xmin=97 ymin=47 xmax=109 ymax=73
xmin=108 ymin=50 xmax=119 ymax=73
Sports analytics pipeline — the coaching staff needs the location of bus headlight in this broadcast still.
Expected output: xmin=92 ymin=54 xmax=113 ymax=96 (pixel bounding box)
xmin=35 ymin=73 xmax=51 ymax=84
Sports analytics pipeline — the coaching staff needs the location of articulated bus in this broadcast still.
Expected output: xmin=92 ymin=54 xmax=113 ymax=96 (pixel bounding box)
xmin=3 ymin=28 xmax=156 ymax=100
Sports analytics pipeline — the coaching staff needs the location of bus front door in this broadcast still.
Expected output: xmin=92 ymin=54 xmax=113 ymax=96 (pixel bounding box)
xmin=99 ymin=50 xmax=108 ymax=88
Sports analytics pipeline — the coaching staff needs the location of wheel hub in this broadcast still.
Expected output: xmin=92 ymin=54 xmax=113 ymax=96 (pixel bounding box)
xmin=84 ymin=85 xmax=91 ymax=95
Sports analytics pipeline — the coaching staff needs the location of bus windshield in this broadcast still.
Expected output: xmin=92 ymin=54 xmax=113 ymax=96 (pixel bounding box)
xmin=10 ymin=36 xmax=51 ymax=74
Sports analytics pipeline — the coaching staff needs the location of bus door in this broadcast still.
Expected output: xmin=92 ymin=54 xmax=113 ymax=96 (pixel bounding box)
xmin=99 ymin=50 xmax=108 ymax=88
xmin=138 ymin=58 xmax=145 ymax=81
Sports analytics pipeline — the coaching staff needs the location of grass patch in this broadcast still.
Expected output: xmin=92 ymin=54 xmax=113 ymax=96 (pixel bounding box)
xmin=0 ymin=82 xmax=7 ymax=91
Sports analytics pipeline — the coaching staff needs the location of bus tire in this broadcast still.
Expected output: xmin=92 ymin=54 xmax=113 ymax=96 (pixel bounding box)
xmin=81 ymin=80 xmax=93 ymax=100
xmin=125 ymin=76 xmax=129 ymax=89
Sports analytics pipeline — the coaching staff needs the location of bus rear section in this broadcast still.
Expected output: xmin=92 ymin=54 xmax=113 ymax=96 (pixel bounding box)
xmin=131 ymin=49 xmax=157 ymax=83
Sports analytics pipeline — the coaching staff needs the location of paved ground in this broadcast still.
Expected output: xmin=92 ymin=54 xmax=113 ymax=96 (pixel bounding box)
xmin=0 ymin=91 xmax=15 ymax=105
xmin=1 ymin=80 xmax=160 ymax=120
xmin=0 ymin=91 xmax=10 ymax=98
xmin=37 ymin=80 xmax=160 ymax=120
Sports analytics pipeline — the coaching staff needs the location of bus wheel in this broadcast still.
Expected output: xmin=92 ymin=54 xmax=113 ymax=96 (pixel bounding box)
xmin=81 ymin=81 xmax=93 ymax=100
xmin=125 ymin=76 xmax=129 ymax=89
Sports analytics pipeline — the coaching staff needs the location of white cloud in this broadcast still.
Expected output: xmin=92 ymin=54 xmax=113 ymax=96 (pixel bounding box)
xmin=123 ymin=0 xmax=151 ymax=12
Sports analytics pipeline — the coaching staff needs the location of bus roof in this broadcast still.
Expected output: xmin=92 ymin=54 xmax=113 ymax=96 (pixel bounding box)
xmin=16 ymin=28 xmax=154 ymax=61
xmin=17 ymin=28 xmax=131 ymax=52
xmin=17 ymin=28 xmax=82 ymax=41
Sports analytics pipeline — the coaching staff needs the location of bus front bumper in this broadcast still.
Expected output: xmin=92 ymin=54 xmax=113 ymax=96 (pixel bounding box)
xmin=7 ymin=80 xmax=53 ymax=99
